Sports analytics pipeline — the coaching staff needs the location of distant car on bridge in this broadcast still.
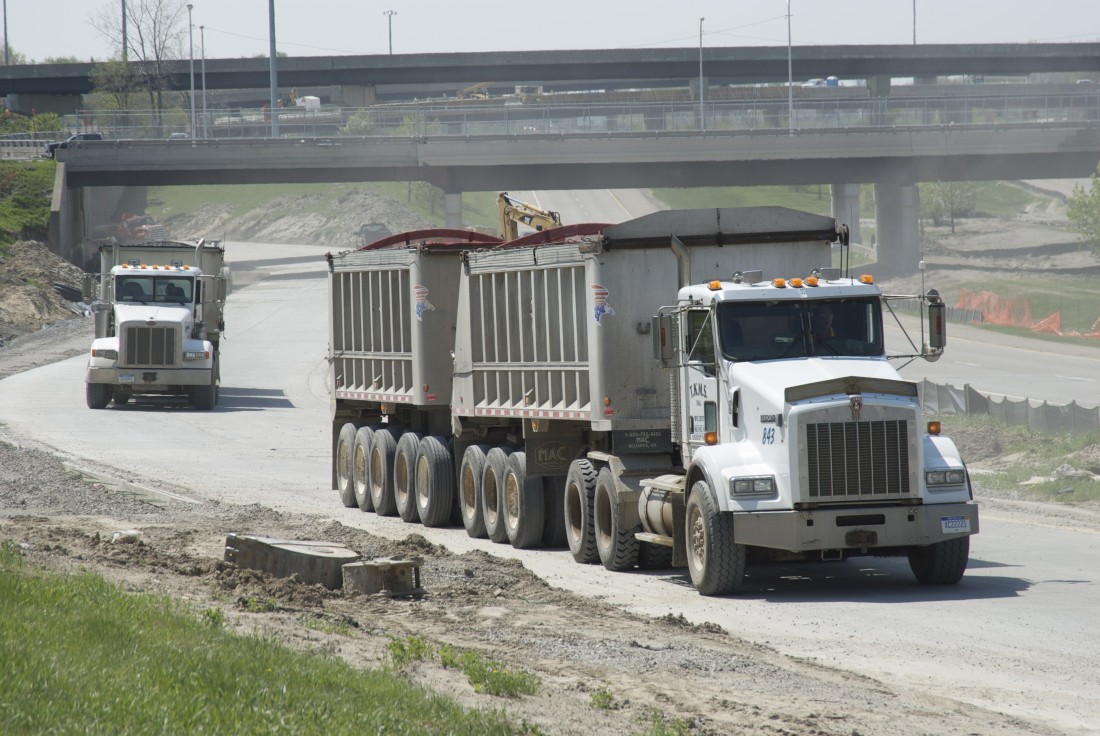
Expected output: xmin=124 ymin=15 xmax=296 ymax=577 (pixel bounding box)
xmin=43 ymin=132 xmax=103 ymax=159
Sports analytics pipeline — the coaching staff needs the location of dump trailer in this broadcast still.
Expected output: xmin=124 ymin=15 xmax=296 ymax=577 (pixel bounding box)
xmin=83 ymin=240 xmax=228 ymax=410
xmin=328 ymin=207 xmax=978 ymax=595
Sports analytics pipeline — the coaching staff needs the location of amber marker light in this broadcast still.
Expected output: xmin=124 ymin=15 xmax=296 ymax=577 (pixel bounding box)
xmin=860 ymin=274 xmax=874 ymax=284
xmin=772 ymin=278 xmax=786 ymax=288
xmin=805 ymin=275 xmax=819 ymax=286
xmin=705 ymin=431 xmax=718 ymax=445
xmin=603 ymin=396 xmax=611 ymax=406
xmin=790 ymin=277 xmax=803 ymax=288
xmin=927 ymin=421 xmax=942 ymax=435
xmin=708 ymin=280 xmax=722 ymax=290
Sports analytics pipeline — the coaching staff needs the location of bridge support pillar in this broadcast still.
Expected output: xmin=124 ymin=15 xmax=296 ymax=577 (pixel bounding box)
xmin=830 ymin=183 xmax=862 ymax=245
xmin=336 ymin=85 xmax=377 ymax=108
xmin=873 ymin=182 xmax=920 ymax=277
xmin=50 ymin=168 xmax=145 ymax=271
xmin=444 ymin=192 xmax=463 ymax=229
xmin=6 ymin=93 xmax=82 ymax=117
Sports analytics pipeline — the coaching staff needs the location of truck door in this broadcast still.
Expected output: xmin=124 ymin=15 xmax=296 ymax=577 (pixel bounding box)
xmin=680 ymin=309 xmax=719 ymax=462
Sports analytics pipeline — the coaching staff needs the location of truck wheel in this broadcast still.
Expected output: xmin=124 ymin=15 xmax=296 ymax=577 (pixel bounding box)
xmin=86 ymin=383 xmax=111 ymax=410
xmin=564 ymin=459 xmax=599 ymax=564
xmin=908 ymin=536 xmax=970 ymax=585
xmin=638 ymin=541 xmax=674 ymax=570
xmin=352 ymin=427 xmax=374 ymax=512
xmin=459 ymin=444 xmax=490 ymax=538
xmin=415 ymin=435 xmax=454 ymax=527
xmin=336 ymin=423 xmax=358 ymax=508
xmin=191 ymin=383 xmax=217 ymax=411
xmin=394 ymin=431 xmax=422 ymax=523
xmin=504 ymin=451 xmax=545 ymax=549
xmin=481 ymin=447 xmax=513 ymax=543
xmin=593 ymin=467 xmax=640 ymax=571
xmin=369 ymin=428 xmax=399 ymax=516
xmin=541 ymin=476 xmax=568 ymax=548
xmin=686 ymin=480 xmax=746 ymax=596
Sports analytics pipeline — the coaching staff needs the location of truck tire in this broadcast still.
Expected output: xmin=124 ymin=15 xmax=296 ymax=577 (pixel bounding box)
xmin=415 ymin=435 xmax=454 ymax=527
xmin=369 ymin=428 xmax=399 ymax=516
xmin=191 ymin=382 xmax=217 ymax=411
xmin=504 ymin=451 xmax=545 ymax=549
xmin=638 ymin=541 xmax=674 ymax=570
xmin=686 ymin=480 xmax=746 ymax=596
xmin=394 ymin=431 xmax=422 ymax=523
xmin=336 ymin=423 xmax=358 ymax=508
xmin=565 ymin=459 xmax=599 ymax=564
xmin=86 ymin=382 xmax=111 ymax=410
xmin=593 ymin=467 xmax=640 ymax=571
xmin=459 ymin=444 xmax=490 ymax=538
xmin=353 ymin=427 xmax=374 ymax=512
xmin=481 ymin=447 xmax=513 ymax=543
xmin=908 ymin=536 xmax=969 ymax=585
xmin=541 ymin=476 xmax=568 ymax=548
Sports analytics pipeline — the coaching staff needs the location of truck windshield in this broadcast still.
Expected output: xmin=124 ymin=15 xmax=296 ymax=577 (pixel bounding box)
xmin=717 ymin=297 xmax=884 ymax=361
xmin=117 ymin=276 xmax=194 ymax=304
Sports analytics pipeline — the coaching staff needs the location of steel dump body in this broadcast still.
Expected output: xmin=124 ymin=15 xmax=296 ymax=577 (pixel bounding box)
xmin=328 ymin=245 xmax=466 ymax=408
xmin=451 ymin=207 xmax=836 ymax=432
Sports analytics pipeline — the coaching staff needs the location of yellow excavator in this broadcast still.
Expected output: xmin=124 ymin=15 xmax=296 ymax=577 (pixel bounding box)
xmin=497 ymin=192 xmax=562 ymax=240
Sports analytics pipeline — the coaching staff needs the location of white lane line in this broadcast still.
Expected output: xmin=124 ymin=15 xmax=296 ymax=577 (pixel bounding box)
xmin=1056 ymin=374 xmax=1095 ymax=382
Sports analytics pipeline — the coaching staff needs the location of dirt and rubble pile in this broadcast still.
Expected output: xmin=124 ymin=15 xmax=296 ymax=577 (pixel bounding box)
xmin=0 ymin=240 xmax=85 ymax=340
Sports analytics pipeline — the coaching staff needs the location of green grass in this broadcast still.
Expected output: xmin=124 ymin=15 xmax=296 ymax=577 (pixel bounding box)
xmin=0 ymin=546 xmax=525 ymax=735
xmin=940 ymin=415 xmax=1100 ymax=504
xmin=973 ymin=181 xmax=1042 ymax=218
xmin=651 ymin=185 xmax=834 ymax=215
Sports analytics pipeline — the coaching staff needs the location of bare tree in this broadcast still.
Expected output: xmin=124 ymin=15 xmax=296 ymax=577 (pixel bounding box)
xmin=89 ymin=0 xmax=188 ymax=129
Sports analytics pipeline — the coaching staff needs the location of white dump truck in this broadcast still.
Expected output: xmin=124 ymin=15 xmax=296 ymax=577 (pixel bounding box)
xmin=327 ymin=207 xmax=977 ymax=595
xmin=83 ymin=240 xmax=228 ymax=410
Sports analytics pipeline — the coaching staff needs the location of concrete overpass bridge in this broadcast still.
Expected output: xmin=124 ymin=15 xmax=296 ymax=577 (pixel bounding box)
xmin=52 ymin=116 xmax=1100 ymax=276
xmin=4 ymin=42 xmax=1100 ymax=114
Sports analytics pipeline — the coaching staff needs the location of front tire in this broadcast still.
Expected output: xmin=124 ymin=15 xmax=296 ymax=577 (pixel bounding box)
xmin=86 ymin=382 xmax=111 ymax=410
xmin=336 ymin=423 xmax=358 ymax=508
xmin=908 ymin=536 xmax=970 ymax=585
xmin=686 ymin=480 xmax=745 ymax=596
xmin=415 ymin=435 xmax=454 ymax=527
xmin=593 ymin=467 xmax=640 ymax=571
xmin=503 ymin=451 xmax=545 ymax=549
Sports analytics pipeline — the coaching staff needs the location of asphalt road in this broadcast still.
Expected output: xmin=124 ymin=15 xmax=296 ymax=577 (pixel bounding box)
xmin=2 ymin=234 xmax=1099 ymax=734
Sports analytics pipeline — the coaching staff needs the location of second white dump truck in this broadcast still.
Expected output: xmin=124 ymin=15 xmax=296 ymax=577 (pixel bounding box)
xmin=327 ymin=207 xmax=977 ymax=595
xmin=83 ymin=240 xmax=228 ymax=410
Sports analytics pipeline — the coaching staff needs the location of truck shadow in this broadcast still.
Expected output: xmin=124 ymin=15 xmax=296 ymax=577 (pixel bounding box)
xmin=638 ymin=556 xmax=1030 ymax=602
xmin=112 ymin=387 xmax=293 ymax=412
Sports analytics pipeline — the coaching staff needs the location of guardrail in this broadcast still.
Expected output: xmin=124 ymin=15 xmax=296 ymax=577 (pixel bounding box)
xmin=35 ymin=91 xmax=1100 ymax=141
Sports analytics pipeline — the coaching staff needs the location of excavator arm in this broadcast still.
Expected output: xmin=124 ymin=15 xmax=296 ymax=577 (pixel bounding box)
xmin=498 ymin=192 xmax=563 ymax=240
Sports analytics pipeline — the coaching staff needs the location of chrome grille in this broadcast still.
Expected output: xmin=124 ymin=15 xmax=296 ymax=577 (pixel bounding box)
xmin=122 ymin=326 xmax=177 ymax=367
xmin=805 ymin=419 xmax=911 ymax=500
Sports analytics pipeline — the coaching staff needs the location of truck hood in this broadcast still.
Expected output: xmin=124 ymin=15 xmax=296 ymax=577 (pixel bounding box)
xmin=731 ymin=358 xmax=909 ymax=408
xmin=114 ymin=303 xmax=191 ymax=325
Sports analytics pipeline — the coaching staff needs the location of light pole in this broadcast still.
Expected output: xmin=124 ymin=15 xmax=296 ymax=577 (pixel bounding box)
xmin=786 ymin=0 xmax=793 ymax=134
xmin=913 ymin=0 xmax=917 ymax=45
xmin=187 ymin=4 xmax=195 ymax=141
xmin=200 ymin=25 xmax=207 ymax=139
xmin=383 ymin=10 xmax=396 ymax=55
xmin=4 ymin=0 xmax=9 ymax=66
xmin=698 ymin=17 xmax=705 ymax=132
xmin=268 ymin=0 xmax=278 ymax=137
xmin=121 ymin=0 xmax=128 ymax=62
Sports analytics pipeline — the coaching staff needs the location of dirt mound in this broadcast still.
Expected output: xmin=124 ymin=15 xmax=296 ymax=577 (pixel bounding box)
xmin=0 ymin=240 xmax=86 ymax=340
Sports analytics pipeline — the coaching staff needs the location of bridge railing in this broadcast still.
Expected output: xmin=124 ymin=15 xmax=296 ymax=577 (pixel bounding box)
xmin=41 ymin=91 xmax=1100 ymax=142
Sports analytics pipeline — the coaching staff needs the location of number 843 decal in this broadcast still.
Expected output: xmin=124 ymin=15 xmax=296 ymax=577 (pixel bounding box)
xmin=761 ymin=427 xmax=780 ymax=444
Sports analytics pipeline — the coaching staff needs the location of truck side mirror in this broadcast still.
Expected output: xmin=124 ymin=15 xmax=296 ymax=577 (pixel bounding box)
xmin=81 ymin=273 xmax=96 ymax=302
xmin=927 ymin=289 xmax=945 ymax=350
xmin=214 ymin=277 xmax=227 ymax=303
xmin=652 ymin=314 xmax=673 ymax=367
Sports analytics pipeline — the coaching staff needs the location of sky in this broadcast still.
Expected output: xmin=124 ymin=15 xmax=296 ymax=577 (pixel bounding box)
xmin=4 ymin=0 xmax=1100 ymax=63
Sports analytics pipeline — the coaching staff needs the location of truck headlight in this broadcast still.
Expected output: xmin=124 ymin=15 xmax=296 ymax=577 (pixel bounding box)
xmin=925 ymin=469 xmax=966 ymax=486
xmin=92 ymin=348 xmax=117 ymax=359
xmin=730 ymin=476 xmax=776 ymax=498
xmin=184 ymin=350 xmax=210 ymax=360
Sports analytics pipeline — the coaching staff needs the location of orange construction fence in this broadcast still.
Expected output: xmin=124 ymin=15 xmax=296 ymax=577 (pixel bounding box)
xmin=956 ymin=289 xmax=1100 ymax=338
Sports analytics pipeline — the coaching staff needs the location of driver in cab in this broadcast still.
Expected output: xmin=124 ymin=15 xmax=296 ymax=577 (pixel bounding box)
xmin=811 ymin=305 xmax=836 ymax=345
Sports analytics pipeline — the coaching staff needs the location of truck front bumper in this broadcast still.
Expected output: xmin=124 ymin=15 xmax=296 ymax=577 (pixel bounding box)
xmin=732 ymin=502 xmax=978 ymax=552
xmin=87 ymin=367 xmax=213 ymax=388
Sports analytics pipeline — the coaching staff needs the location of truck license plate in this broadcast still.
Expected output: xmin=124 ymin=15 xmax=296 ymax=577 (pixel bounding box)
xmin=940 ymin=515 xmax=970 ymax=534
xmin=119 ymin=374 xmax=135 ymax=383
